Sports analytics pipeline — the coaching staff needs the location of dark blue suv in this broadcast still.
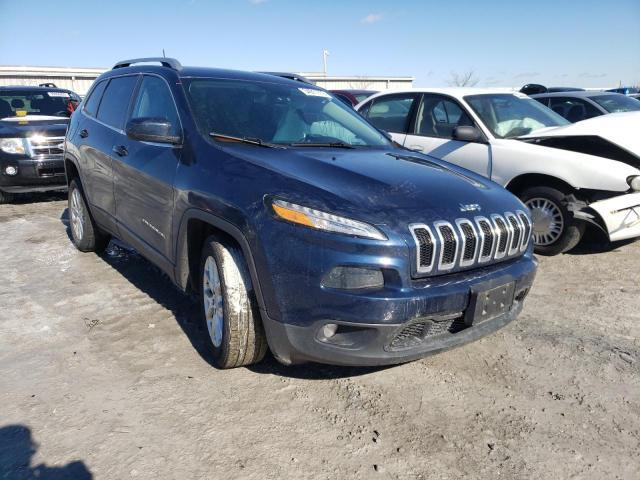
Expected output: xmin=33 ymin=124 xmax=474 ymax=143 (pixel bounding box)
xmin=64 ymin=58 xmax=537 ymax=368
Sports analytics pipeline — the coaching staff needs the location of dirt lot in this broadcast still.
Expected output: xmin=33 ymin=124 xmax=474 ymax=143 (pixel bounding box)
xmin=1 ymin=194 xmax=639 ymax=480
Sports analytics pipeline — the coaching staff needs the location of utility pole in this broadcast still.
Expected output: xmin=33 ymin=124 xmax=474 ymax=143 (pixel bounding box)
xmin=322 ymin=49 xmax=329 ymax=75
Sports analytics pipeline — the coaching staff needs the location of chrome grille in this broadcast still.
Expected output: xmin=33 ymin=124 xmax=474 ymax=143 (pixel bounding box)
xmin=410 ymin=210 xmax=532 ymax=277
xmin=28 ymin=136 xmax=65 ymax=159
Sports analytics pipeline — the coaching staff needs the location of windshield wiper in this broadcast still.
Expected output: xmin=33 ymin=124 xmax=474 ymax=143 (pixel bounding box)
xmin=287 ymin=142 xmax=356 ymax=149
xmin=209 ymin=132 xmax=281 ymax=148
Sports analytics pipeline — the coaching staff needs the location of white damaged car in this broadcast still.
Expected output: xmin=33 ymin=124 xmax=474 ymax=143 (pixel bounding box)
xmin=356 ymin=89 xmax=640 ymax=255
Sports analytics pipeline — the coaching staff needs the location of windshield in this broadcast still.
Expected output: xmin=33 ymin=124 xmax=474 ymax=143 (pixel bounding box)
xmin=0 ymin=89 xmax=76 ymax=119
xmin=183 ymin=78 xmax=390 ymax=147
xmin=465 ymin=93 xmax=569 ymax=138
xmin=591 ymin=94 xmax=640 ymax=113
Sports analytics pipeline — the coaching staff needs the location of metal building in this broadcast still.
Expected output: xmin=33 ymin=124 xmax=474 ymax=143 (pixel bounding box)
xmin=0 ymin=65 xmax=413 ymax=96
xmin=0 ymin=66 xmax=104 ymax=95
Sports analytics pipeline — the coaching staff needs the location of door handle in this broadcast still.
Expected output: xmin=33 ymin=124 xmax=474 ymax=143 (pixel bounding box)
xmin=408 ymin=145 xmax=424 ymax=152
xmin=112 ymin=145 xmax=128 ymax=157
xmin=79 ymin=129 xmax=89 ymax=138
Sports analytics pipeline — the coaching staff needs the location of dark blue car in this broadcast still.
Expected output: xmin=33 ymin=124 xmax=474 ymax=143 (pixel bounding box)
xmin=64 ymin=58 xmax=537 ymax=368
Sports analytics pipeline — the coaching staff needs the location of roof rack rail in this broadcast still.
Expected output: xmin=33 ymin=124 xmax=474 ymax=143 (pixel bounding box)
xmin=39 ymin=82 xmax=58 ymax=88
xmin=113 ymin=57 xmax=182 ymax=71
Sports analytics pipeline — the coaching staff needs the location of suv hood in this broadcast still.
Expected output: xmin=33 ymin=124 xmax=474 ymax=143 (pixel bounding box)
xmin=230 ymin=146 xmax=525 ymax=227
xmin=0 ymin=116 xmax=69 ymax=138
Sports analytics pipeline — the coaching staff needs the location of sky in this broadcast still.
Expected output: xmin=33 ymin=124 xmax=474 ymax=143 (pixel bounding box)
xmin=1 ymin=0 xmax=639 ymax=88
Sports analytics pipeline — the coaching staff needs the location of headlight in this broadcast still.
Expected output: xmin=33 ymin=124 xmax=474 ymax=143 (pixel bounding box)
xmin=628 ymin=176 xmax=640 ymax=192
xmin=0 ymin=138 xmax=27 ymax=155
xmin=272 ymin=199 xmax=387 ymax=240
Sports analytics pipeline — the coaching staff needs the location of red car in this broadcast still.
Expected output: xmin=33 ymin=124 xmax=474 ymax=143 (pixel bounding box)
xmin=330 ymin=89 xmax=378 ymax=107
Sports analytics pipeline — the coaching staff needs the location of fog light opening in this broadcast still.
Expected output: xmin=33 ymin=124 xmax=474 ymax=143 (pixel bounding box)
xmin=322 ymin=323 xmax=338 ymax=338
xmin=321 ymin=266 xmax=384 ymax=290
xmin=5 ymin=166 xmax=17 ymax=176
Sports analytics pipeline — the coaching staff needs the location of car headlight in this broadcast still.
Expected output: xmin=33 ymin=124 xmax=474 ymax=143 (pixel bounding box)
xmin=0 ymin=138 xmax=27 ymax=155
xmin=628 ymin=176 xmax=640 ymax=192
xmin=272 ymin=199 xmax=387 ymax=240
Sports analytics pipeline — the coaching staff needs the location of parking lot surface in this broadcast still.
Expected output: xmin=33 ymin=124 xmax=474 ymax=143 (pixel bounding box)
xmin=1 ymin=195 xmax=639 ymax=479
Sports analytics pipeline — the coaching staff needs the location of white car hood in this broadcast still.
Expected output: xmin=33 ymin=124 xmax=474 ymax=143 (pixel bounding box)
xmin=520 ymin=111 xmax=640 ymax=155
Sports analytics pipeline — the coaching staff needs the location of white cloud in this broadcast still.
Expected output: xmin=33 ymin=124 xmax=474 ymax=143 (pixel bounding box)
xmin=361 ymin=13 xmax=383 ymax=24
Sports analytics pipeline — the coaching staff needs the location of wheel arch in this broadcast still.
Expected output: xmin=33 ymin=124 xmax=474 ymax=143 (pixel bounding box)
xmin=174 ymin=209 xmax=270 ymax=317
xmin=64 ymin=156 xmax=80 ymax=186
xmin=505 ymin=173 xmax=577 ymax=196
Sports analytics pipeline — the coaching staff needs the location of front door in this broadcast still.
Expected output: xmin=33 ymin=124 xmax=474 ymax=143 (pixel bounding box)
xmin=403 ymin=94 xmax=492 ymax=178
xmin=113 ymin=74 xmax=181 ymax=261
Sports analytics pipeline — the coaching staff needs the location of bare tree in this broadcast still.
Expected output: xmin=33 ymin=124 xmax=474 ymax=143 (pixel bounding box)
xmin=347 ymin=79 xmax=374 ymax=89
xmin=447 ymin=69 xmax=479 ymax=87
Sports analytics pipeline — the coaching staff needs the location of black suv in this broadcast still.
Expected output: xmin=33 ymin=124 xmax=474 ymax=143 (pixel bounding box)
xmin=65 ymin=58 xmax=537 ymax=369
xmin=0 ymin=85 xmax=80 ymax=203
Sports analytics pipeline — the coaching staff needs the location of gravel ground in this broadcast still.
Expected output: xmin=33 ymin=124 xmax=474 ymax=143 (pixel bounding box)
xmin=1 ymin=194 xmax=639 ymax=480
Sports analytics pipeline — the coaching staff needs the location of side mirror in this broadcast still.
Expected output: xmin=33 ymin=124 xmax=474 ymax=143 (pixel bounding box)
xmin=452 ymin=126 xmax=483 ymax=143
xmin=126 ymin=117 xmax=181 ymax=144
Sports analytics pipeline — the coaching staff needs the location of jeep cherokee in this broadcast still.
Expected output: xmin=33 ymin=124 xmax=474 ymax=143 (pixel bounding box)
xmin=64 ymin=58 xmax=537 ymax=368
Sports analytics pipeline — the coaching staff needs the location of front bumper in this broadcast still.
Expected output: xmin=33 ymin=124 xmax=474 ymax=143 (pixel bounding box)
xmin=262 ymin=254 xmax=537 ymax=366
xmin=0 ymin=155 xmax=66 ymax=193
xmin=585 ymin=192 xmax=640 ymax=242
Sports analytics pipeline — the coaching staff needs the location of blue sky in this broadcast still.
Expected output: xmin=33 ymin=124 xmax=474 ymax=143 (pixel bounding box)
xmin=1 ymin=0 xmax=638 ymax=88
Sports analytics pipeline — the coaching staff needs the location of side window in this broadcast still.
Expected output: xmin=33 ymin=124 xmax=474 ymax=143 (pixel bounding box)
xmin=96 ymin=76 xmax=138 ymax=129
xmin=364 ymin=94 xmax=416 ymax=133
xmin=129 ymin=75 xmax=180 ymax=135
xmin=83 ymin=80 xmax=107 ymax=117
xmin=415 ymin=95 xmax=474 ymax=138
xmin=548 ymin=97 xmax=601 ymax=122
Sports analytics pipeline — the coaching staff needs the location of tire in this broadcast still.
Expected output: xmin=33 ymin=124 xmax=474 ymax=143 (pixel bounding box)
xmin=68 ymin=179 xmax=110 ymax=253
xmin=519 ymin=186 xmax=585 ymax=256
xmin=0 ymin=190 xmax=14 ymax=204
xmin=200 ymin=236 xmax=268 ymax=368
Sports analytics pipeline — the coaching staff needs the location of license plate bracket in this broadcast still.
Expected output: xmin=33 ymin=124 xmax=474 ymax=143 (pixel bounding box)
xmin=465 ymin=281 xmax=516 ymax=326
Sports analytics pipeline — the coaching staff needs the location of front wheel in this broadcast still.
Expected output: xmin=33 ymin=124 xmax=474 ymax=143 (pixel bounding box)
xmin=520 ymin=186 xmax=585 ymax=256
xmin=200 ymin=236 xmax=268 ymax=368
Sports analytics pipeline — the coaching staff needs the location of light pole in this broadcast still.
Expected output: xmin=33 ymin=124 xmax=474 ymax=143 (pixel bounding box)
xmin=322 ymin=49 xmax=330 ymax=75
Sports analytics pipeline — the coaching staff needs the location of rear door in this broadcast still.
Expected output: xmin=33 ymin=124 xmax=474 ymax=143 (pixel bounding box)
xmin=403 ymin=94 xmax=492 ymax=177
xmin=74 ymin=79 xmax=115 ymax=223
xmin=113 ymin=74 xmax=182 ymax=261
xmin=359 ymin=93 xmax=419 ymax=145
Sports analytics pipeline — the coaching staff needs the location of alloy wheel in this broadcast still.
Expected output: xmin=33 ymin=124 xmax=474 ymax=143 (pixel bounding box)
xmin=203 ymin=256 xmax=224 ymax=348
xmin=70 ymin=188 xmax=84 ymax=241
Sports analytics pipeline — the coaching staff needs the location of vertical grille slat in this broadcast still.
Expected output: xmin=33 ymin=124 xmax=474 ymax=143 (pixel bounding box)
xmin=437 ymin=224 xmax=457 ymax=268
xmin=457 ymin=220 xmax=477 ymax=266
xmin=414 ymin=228 xmax=434 ymax=269
xmin=518 ymin=211 xmax=532 ymax=251
xmin=477 ymin=219 xmax=494 ymax=260
xmin=507 ymin=214 xmax=521 ymax=253
xmin=410 ymin=210 xmax=532 ymax=277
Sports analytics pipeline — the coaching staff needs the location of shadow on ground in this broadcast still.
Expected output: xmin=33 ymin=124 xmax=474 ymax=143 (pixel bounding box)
xmin=9 ymin=191 xmax=67 ymax=205
xmin=0 ymin=424 xmax=92 ymax=480
xmin=59 ymin=208 xmax=384 ymax=379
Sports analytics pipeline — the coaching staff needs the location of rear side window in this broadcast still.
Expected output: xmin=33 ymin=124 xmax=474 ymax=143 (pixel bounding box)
xmin=363 ymin=94 xmax=417 ymax=133
xmin=129 ymin=75 xmax=180 ymax=135
xmin=83 ymin=80 xmax=107 ymax=117
xmin=96 ymin=76 xmax=138 ymax=129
